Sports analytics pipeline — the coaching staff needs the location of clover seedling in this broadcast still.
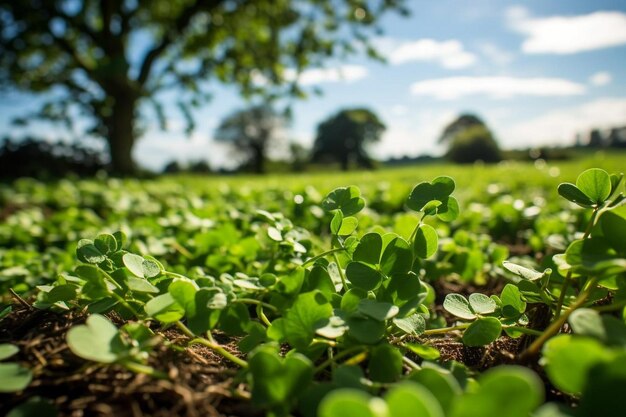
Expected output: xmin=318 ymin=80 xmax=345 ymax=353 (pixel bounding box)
xmin=0 ymin=343 xmax=32 ymax=393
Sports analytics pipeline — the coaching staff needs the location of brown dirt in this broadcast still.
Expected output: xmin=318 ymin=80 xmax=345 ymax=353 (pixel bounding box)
xmin=0 ymin=306 xmax=260 ymax=417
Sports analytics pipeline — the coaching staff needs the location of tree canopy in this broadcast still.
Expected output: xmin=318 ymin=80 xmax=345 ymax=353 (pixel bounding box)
xmin=214 ymin=105 xmax=287 ymax=174
xmin=312 ymin=107 xmax=385 ymax=170
xmin=445 ymin=123 xmax=501 ymax=164
xmin=0 ymin=0 xmax=408 ymax=174
xmin=438 ymin=113 xmax=487 ymax=144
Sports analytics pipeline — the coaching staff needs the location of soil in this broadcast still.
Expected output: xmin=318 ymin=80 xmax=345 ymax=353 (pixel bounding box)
xmin=0 ymin=306 xmax=260 ymax=417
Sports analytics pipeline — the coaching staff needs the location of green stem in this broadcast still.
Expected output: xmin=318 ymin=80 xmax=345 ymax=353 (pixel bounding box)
xmin=402 ymin=356 xmax=422 ymax=371
xmin=189 ymin=337 xmax=248 ymax=368
xmin=422 ymin=323 xmax=471 ymax=336
xmin=235 ymin=298 xmax=278 ymax=312
xmin=555 ymin=208 xmax=598 ymax=316
xmin=521 ymin=276 xmax=599 ymax=360
xmin=164 ymin=271 xmax=189 ymax=280
xmin=123 ymin=361 xmax=168 ymax=379
xmin=256 ymin=304 xmax=272 ymax=327
xmin=332 ymin=252 xmax=348 ymax=291
xmin=314 ymin=346 xmax=365 ymax=374
xmin=503 ymin=326 xmax=543 ymax=337
xmin=408 ymin=212 xmax=427 ymax=244
xmin=302 ymin=247 xmax=347 ymax=266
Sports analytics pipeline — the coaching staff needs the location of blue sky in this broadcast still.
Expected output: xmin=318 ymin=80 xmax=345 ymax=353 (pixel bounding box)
xmin=1 ymin=0 xmax=626 ymax=170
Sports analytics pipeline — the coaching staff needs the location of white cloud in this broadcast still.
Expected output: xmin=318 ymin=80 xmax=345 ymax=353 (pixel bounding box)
xmin=373 ymin=110 xmax=455 ymax=158
xmin=251 ymin=65 xmax=368 ymax=87
xmin=507 ymin=7 xmax=626 ymax=54
xmin=285 ymin=65 xmax=368 ymax=86
xmin=410 ymin=76 xmax=586 ymax=100
xmin=376 ymin=38 xmax=477 ymax=69
xmin=589 ymin=71 xmax=612 ymax=86
xmin=502 ymin=98 xmax=626 ymax=147
xmin=477 ymin=42 xmax=514 ymax=66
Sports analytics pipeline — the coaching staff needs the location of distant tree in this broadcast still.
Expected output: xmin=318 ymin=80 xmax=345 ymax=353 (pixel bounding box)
xmin=289 ymin=142 xmax=309 ymax=172
xmin=189 ymin=160 xmax=212 ymax=174
xmin=163 ymin=161 xmax=183 ymax=174
xmin=588 ymin=129 xmax=604 ymax=148
xmin=214 ymin=105 xmax=288 ymax=174
xmin=607 ymin=127 xmax=626 ymax=148
xmin=446 ymin=125 xmax=501 ymax=164
xmin=0 ymin=1 xmax=408 ymax=174
xmin=312 ymin=108 xmax=385 ymax=171
xmin=439 ymin=114 xmax=486 ymax=144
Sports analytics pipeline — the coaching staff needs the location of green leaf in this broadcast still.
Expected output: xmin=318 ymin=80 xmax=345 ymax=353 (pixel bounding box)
xmin=283 ymin=291 xmax=333 ymax=350
xmin=315 ymin=315 xmax=349 ymax=339
xmin=385 ymin=382 xmax=445 ymax=417
xmin=462 ymin=317 xmax=501 ymax=346
xmin=346 ymin=262 xmax=383 ymax=291
xmin=249 ymin=346 xmax=314 ymax=409
xmin=600 ymin=212 xmax=626 ymax=254
xmin=407 ymin=177 xmax=454 ymax=211
xmin=338 ymin=216 xmax=358 ymax=236
xmin=450 ymin=366 xmax=543 ymax=417
xmin=322 ymin=186 xmax=365 ymax=216
xmin=318 ymin=390 xmax=381 ymax=417
xmin=414 ymin=224 xmax=438 ymax=259
xmin=380 ymin=236 xmax=412 ymax=276
xmin=578 ymin=354 xmax=626 ymax=417
xmin=353 ymin=233 xmax=383 ymax=265
xmin=576 ymin=168 xmax=612 ymax=204
xmin=123 ymin=253 xmax=146 ymax=278
xmin=500 ymin=284 xmax=526 ymax=318
xmin=76 ymin=239 xmax=106 ymax=264
xmin=369 ymin=344 xmax=403 ymax=383
xmin=94 ymin=234 xmax=117 ymax=255
xmin=568 ymin=308 xmax=605 ymax=340
xmin=393 ymin=314 xmax=426 ymax=336
xmin=0 ymin=343 xmax=19 ymax=360
xmin=408 ymin=367 xmax=460 ymax=414
xmin=405 ymin=343 xmax=441 ymax=360
xmin=267 ymin=226 xmax=283 ymax=241
xmin=6 ymin=397 xmax=58 ymax=417
xmin=330 ymin=210 xmax=343 ymax=235
xmin=0 ymin=363 xmax=33 ymax=393
xmin=557 ymin=183 xmax=594 ymax=208
xmin=127 ymin=277 xmax=159 ymax=293
xmin=358 ymin=299 xmax=399 ymax=321
xmin=346 ymin=317 xmax=386 ymax=345
xmin=443 ymin=294 xmax=475 ymax=320
xmin=502 ymin=261 xmax=544 ymax=281
xmin=66 ymin=314 xmax=121 ymax=363
xmin=340 ymin=288 xmax=368 ymax=312
xmin=542 ymin=335 xmax=613 ymax=394
xmin=437 ymin=196 xmax=459 ymax=222
xmin=468 ymin=293 xmax=496 ymax=315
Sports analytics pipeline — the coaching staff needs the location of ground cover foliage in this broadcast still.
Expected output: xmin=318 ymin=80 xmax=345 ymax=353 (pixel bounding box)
xmin=1 ymin=154 xmax=626 ymax=417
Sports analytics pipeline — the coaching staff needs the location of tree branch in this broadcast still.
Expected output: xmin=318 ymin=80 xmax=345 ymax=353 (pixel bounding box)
xmin=136 ymin=0 xmax=225 ymax=86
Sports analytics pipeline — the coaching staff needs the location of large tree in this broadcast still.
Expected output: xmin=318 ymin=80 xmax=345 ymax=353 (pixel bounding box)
xmin=0 ymin=0 xmax=407 ymax=174
xmin=214 ymin=105 xmax=287 ymax=174
xmin=438 ymin=113 xmax=486 ymax=144
xmin=312 ymin=107 xmax=385 ymax=171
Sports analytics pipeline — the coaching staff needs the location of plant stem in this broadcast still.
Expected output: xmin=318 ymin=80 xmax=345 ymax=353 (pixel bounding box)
xmin=256 ymin=304 xmax=272 ymax=327
xmin=520 ymin=276 xmax=599 ymax=360
xmin=503 ymin=326 xmax=543 ymax=337
xmin=314 ymin=346 xmax=364 ymax=374
xmin=332 ymin=252 xmax=348 ymax=291
xmin=189 ymin=337 xmax=248 ymax=368
xmin=555 ymin=208 xmax=598 ymax=316
xmin=123 ymin=361 xmax=168 ymax=379
xmin=235 ymin=298 xmax=278 ymax=312
xmin=402 ymin=356 xmax=422 ymax=371
xmin=302 ymin=247 xmax=347 ymax=266
xmin=422 ymin=323 xmax=471 ymax=336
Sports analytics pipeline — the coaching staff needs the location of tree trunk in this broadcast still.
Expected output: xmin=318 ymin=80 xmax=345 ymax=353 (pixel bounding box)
xmin=252 ymin=144 xmax=265 ymax=174
xmin=340 ymin=153 xmax=349 ymax=171
xmin=106 ymin=95 xmax=137 ymax=175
